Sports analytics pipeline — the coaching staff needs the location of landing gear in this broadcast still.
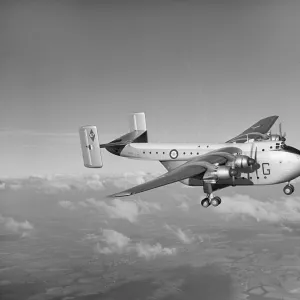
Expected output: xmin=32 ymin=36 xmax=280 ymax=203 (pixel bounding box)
xmin=201 ymin=183 xmax=222 ymax=208
xmin=283 ymin=183 xmax=294 ymax=195
xmin=201 ymin=198 xmax=210 ymax=208
xmin=200 ymin=195 xmax=222 ymax=208
xmin=211 ymin=196 xmax=222 ymax=207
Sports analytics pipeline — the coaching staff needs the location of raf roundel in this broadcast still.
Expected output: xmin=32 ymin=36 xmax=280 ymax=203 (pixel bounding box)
xmin=169 ymin=149 xmax=178 ymax=159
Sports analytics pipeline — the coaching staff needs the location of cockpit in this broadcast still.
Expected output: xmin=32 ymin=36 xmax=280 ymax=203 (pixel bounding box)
xmin=280 ymin=144 xmax=300 ymax=156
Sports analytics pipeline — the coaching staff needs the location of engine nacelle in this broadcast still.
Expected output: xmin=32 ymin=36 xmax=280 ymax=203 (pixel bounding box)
xmin=234 ymin=155 xmax=255 ymax=169
xmin=211 ymin=166 xmax=239 ymax=180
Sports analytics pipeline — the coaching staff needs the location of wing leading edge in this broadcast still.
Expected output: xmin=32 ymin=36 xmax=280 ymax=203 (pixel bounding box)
xmin=226 ymin=115 xmax=278 ymax=143
xmin=109 ymin=146 xmax=241 ymax=198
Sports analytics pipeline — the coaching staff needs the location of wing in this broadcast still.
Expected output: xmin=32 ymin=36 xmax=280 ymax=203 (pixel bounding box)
xmin=109 ymin=146 xmax=241 ymax=197
xmin=226 ymin=115 xmax=278 ymax=143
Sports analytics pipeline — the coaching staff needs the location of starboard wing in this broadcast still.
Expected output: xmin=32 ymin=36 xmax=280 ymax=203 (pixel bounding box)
xmin=109 ymin=146 xmax=241 ymax=197
xmin=226 ymin=115 xmax=279 ymax=143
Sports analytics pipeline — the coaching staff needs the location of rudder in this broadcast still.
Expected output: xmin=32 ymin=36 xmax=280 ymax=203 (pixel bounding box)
xmin=129 ymin=112 xmax=147 ymax=132
xmin=79 ymin=125 xmax=103 ymax=168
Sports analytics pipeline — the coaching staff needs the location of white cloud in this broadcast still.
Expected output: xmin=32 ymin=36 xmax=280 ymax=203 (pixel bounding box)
xmin=177 ymin=201 xmax=189 ymax=211
xmin=2 ymin=172 xmax=159 ymax=193
xmin=9 ymin=183 xmax=22 ymax=190
xmin=135 ymin=242 xmax=177 ymax=260
xmin=85 ymin=198 xmax=140 ymax=223
xmin=83 ymin=197 xmax=161 ymax=223
xmin=89 ymin=229 xmax=176 ymax=260
xmin=59 ymin=200 xmax=77 ymax=210
xmin=164 ymin=224 xmax=197 ymax=244
xmin=111 ymin=172 xmax=147 ymax=189
xmin=95 ymin=229 xmax=131 ymax=255
xmin=0 ymin=214 xmax=34 ymax=236
xmin=0 ymin=181 xmax=6 ymax=190
xmin=214 ymin=194 xmax=300 ymax=223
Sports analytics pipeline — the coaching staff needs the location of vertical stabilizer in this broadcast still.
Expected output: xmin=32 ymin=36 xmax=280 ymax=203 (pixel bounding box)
xmin=129 ymin=112 xmax=147 ymax=132
xmin=79 ymin=125 xmax=103 ymax=168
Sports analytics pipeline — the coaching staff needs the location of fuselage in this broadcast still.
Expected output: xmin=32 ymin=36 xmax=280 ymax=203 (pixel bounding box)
xmin=116 ymin=140 xmax=300 ymax=187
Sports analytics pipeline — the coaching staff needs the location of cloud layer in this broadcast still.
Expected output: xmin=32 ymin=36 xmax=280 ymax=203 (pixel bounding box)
xmin=77 ymin=197 xmax=161 ymax=223
xmin=0 ymin=172 xmax=161 ymax=194
xmin=0 ymin=214 xmax=34 ymax=237
xmin=214 ymin=194 xmax=300 ymax=223
xmin=87 ymin=229 xmax=176 ymax=260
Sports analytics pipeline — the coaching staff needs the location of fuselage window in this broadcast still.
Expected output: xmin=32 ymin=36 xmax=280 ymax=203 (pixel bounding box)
xmin=156 ymin=152 xmax=158 ymax=154
xmin=190 ymin=152 xmax=193 ymax=155
xmin=183 ymin=152 xmax=186 ymax=155
xmin=262 ymin=149 xmax=265 ymax=151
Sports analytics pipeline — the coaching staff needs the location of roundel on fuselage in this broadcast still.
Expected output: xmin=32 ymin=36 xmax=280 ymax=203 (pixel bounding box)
xmin=169 ymin=149 xmax=178 ymax=159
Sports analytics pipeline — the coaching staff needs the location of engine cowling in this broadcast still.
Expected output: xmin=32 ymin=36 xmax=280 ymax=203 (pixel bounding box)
xmin=234 ymin=155 xmax=255 ymax=169
xmin=211 ymin=166 xmax=239 ymax=180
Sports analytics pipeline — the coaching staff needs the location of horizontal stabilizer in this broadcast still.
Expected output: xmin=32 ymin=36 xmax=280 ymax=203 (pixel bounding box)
xmin=79 ymin=126 xmax=103 ymax=168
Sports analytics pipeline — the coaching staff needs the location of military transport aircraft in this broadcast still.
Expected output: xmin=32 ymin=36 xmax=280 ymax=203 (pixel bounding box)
xmin=79 ymin=113 xmax=300 ymax=208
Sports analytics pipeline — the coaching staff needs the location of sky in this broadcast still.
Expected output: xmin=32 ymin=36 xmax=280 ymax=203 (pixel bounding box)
xmin=1 ymin=0 xmax=300 ymax=177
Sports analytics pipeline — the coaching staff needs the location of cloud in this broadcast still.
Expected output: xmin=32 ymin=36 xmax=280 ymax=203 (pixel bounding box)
xmin=95 ymin=229 xmax=131 ymax=255
xmin=177 ymin=201 xmax=189 ymax=211
xmin=0 ymin=214 xmax=34 ymax=236
xmin=2 ymin=172 xmax=160 ymax=193
xmin=83 ymin=197 xmax=161 ymax=223
xmin=58 ymin=200 xmax=77 ymax=210
xmin=89 ymin=229 xmax=176 ymax=260
xmin=135 ymin=242 xmax=177 ymax=260
xmin=170 ymin=193 xmax=191 ymax=211
xmin=3 ymin=174 xmax=106 ymax=193
xmin=214 ymin=194 xmax=300 ymax=223
xmin=164 ymin=224 xmax=198 ymax=244
xmin=0 ymin=181 xmax=6 ymax=190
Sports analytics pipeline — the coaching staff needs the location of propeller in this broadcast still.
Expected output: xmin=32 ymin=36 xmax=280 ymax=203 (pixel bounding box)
xmin=230 ymin=163 xmax=237 ymax=185
xmin=249 ymin=143 xmax=258 ymax=178
xmin=279 ymin=122 xmax=286 ymax=141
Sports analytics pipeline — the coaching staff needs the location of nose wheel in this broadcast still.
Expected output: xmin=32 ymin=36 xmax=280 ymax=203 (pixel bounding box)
xmin=283 ymin=183 xmax=294 ymax=195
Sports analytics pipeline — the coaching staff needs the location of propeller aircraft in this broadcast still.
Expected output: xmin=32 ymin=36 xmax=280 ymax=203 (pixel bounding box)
xmin=79 ymin=113 xmax=300 ymax=208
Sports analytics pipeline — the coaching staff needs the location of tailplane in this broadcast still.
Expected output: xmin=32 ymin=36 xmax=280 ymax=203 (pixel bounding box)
xmin=79 ymin=125 xmax=103 ymax=168
xmin=100 ymin=112 xmax=148 ymax=149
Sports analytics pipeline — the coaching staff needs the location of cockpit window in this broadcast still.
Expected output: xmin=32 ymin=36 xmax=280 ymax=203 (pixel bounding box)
xmin=281 ymin=144 xmax=300 ymax=155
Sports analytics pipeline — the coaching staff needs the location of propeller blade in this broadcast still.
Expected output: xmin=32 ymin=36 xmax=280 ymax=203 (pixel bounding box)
xmin=250 ymin=143 xmax=255 ymax=171
xmin=254 ymin=146 xmax=259 ymax=177
xmin=279 ymin=122 xmax=282 ymax=137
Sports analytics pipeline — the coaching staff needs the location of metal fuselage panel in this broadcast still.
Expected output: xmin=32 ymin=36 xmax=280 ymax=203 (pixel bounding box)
xmin=118 ymin=141 xmax=300 ymax=186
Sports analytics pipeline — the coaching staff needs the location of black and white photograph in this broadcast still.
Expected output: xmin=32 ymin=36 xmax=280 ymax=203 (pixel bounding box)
xmin=1 ymin=1 xmax=300 ymax=299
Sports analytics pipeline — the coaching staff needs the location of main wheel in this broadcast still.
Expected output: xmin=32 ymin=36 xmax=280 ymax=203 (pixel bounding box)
xmin=283 ymin=185 xmax=294 ymax=195
xmin=290 ymin=184 xmax=295 ymax=193
xmin=211 ymin=196 xmax=221 ymax=207
xmin=201 ymin=198 xmax=210 ymax=208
